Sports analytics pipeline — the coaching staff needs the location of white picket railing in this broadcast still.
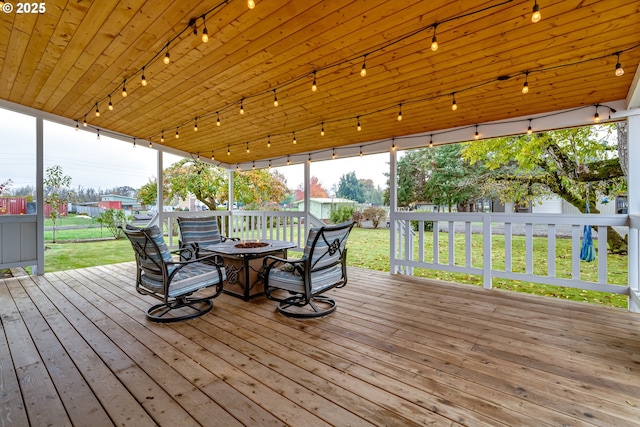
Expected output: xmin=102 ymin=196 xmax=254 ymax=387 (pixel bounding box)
xmin=628 ymin=214 xmax=640 ymax=311
xmin=392 ymin=212 xmax=630 ymax=296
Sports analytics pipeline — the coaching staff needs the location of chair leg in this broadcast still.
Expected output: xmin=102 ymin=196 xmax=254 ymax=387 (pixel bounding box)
xmin=146 ymin=296 xmax=214 ymax=323
xmin=277 ymin=295 xmax=337 ymax=318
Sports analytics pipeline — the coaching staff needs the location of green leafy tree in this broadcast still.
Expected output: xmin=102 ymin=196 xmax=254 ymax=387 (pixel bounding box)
xmin=363 ymin=206 xmax=387 ymax=228
xmin=233 ymin=169 xmax=288 ymax=209
xmin=137 ymin=178 xmax=157 ymax=207
xmin=337 ymin=171 xmax=365 ymax=202
xmin=96 ymin=209 xmax=131 ymax=239
xmin=462 ymin=124 xmax=627 ymax=253
xmin=44 ymin=165 xmax=73 ymax=243
xmin=329 ymin=205 xmax=354 ymax=224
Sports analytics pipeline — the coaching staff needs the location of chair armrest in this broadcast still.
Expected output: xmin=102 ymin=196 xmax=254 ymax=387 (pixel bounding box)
xmin=262 ymin=254 xmax=305 ymax=277
xmin=221 ymin=236 xmax=240 ymax=242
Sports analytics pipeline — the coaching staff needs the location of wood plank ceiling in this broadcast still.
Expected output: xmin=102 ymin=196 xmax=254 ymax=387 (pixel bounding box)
xmin=1 ymin=0 xmax=639 ymax=167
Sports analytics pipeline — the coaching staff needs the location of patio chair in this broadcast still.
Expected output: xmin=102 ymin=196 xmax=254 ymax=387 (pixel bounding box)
xmin=121 ymin=224 xmax=225 ymax=323
xmin=176 ymin=216 xmax=237 ymax=261
xmin=262 ymin=221 xmax=355 ymax=318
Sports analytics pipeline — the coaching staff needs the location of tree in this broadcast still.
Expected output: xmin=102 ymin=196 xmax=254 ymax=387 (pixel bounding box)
xmin=329 ymin=205 xmax=354 ymax=224
xmin=96 ymin=208 xmax=131 ymax=239
xmin=359 ymin=179 xmax=384 ymax=205
xmin=462 ymin=124 xmax=628 ymax=253
xmin=337 ymin=171 xmax=365 ymax=202
xmin=44 ymin=165 xmax=72 ymax=243
xmin=233 ymin=169 xmax=288 ymax=209
xmin=137 ymin=178 xmax=158 ymax=206
xmin=363 ymin=206 xmax=386 ymax=228
xmin=294 ymin=176 xmax=329 ymax=200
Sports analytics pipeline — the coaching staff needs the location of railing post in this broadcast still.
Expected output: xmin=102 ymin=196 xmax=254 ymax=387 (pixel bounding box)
xmin=483 ymin=212 xmax=492 ymax=289
xmin=628 ymin=114 xmax=640 ymax=312
xmin=389 ymin=146 xmax=398 ymax=274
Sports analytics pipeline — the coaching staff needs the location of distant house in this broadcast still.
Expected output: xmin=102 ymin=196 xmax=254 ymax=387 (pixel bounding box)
xmin=100 ymin=194 xmax=143 ymax=211
xmin=294 ymin=197 xmax=356 ymax=220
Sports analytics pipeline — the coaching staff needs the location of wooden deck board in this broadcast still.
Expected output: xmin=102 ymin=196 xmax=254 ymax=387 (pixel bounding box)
xmin=1 ymin=262 xmax=639 ymax=426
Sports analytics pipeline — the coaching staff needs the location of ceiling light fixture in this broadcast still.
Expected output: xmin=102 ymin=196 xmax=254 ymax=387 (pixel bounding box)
xmin=194 ymin=117 xmax=198 ymax=132
xmin=201 ymin=15 xmax=209 ymax=43
xmin=527 ymin=119 xmax=533 ymax=135
xmin=83 ymin=115 xmax=87 ymax=127
xmin=273 ymin=89 xmax=278 ymax=107
xmin=227 ymin=145 xmax=231 ymax=155
xmin=357 ymin=116 xmax=361 ymax=131
xmin=163 ymin=47 xmax=170 ymax=65
xmin=95 ymin=102 xmax=100 ymax=117
xmin=397 ymin=103 xmax=403 ymax=121
xmin=391 ymin=137 xmax=396 ymax=151
xmin=161 ymin=130 xmax=164 ymax=142
xmin=267 ymin=135 xmax=271 ymax=147
xmin=474 ymin=124 xmax=480 ymax=140
xmin=75 ymin=121 xmax=79 ymax=131
xmin=175 ymin=127 xmax=180 ymax=138
xmin=247 ymin=0 xmax=255 ymax=9
xmin=292 ymin=131 xmax=297 ymax=144
xmin=360 ymin=55 xmax=367 ymax=77
xmin=431 ymin=23 xmax=439 ymax=52
xmin=615 ymin=52 xmax=624 ymax=76
xmin=141 ymin=66 xmax=147 ymax=86
xmin=429 ymin=135 xmax=433 ymax=148
xmin=312 ymin=71 xmax=317 ymax=92
xmin=332 ymin=148 xmax=336 ymax=159
xmin=211 ymin=150 xmax=215 ymax=160
xmin=121 ymin=79 xmax=127 ymax=97
xmin=531 ymin=0 xmax=541 ymax=23
xmin=108 ymin=95 xmax=113 ymax=111
xmin=320 ymin=122 xmax=325 ymax=136
xmin=149 ymin=140 xmax=152 ymax=148
xmin=239 ymin=98 xmax=245 ymax=114
xmin=594 ymin=105 xmax=600 ymax=123
xmin=252 ymin=161 xmax=255 ymax=170
xmin=522 ymin=71 xmax=529 ymax=94
xmin=197 ymin=152 xmax=200 ymax=161
xmin=216 ymin=112 xmax=221 ymax=126
xmin=246 ymin=142 xmax=250 ymax=153
xmin=451 ymin=93 xmax=458 ymax=111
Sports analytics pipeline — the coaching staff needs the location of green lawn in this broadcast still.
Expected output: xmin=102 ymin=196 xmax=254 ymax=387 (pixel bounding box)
xmin=42 ymin=226 xmax=629 ymax=308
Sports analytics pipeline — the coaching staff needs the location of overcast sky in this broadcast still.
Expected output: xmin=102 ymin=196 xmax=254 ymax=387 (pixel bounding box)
xmin=1 ymin=107 xmax=390 ymax=194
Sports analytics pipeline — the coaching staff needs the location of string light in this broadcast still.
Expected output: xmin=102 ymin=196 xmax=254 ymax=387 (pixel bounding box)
xmin=227 ymin=145 xmax=231 ymax=155
xmin=246 ymin=142 xmax=250 ymax=153
xmin=211 ymin=150 xmax=215 ymax=160
xmin=108 ymin=95 xmax=113 ymax=111
xmin=236 ymin=164 xmax=240 ymax=171
xmin=391 ymin=137 xmax=396 ymax=151
xmin=273 ymin=89 xmax=278 ymax=107
xmin=531 ymin=0 xmax=541 ymax=23
xmin=527 ymin=119 xmax=533 ymax=135
xmin=292 ymin=131 xmax=297 ymax=144
xmin=431 ymin=23 xmax=438 ymax=51
xmin=320 ymin=122 xmax=325 ymax=136
xmin=121 ymin=79 xmax=127 ymax=97
xmin=357 ymin=116 xmax=361 ymax=131
xmin=83 ymin=115 xmax=87 ymax=127
xmin=522 ymin=71 xmax=529 ymax=94
xmin=239 ymin=98 xmax=244 ymax=114
xmin=194 ymin=117 xmax=198 ymax=132
xmin=75 ymin=121 xmax=79 ymax=131
xmin=332 ymin=148 xmax=336 ymax=159
xmin=593 ymin=105 xmax=600 ymax=123
xmin=253 ymin=161 xmax=256 ymax=170
xmin=359 ymin=146 xmax=363 ymax=157
xmin=160 ymin=130 xmax=165 ymax=142
xmin=287 ymin=155 xmax=291 ymax=165
xmin=360 ymin=55 xmax=367 ymax=77
xmin=97 ymin=129 xmax=100 ymax=140
xmin=141 ymin=66 xmax=147 ymax=86
xmin=247 ymin=0 xmax=255 ymax=9
xmin=429 ymin=135 xmax=433 ymax=148
xmin=308 ymin=154 xmax=312 ymax=163
xmin=133 ymin=138 xmax=137 ymax=148
xmin=397 ymin=103 xmax=403 ymax=121
xmin=95 ymin=102 xmax=100 ymax=117
xmin=615 ymin=52 xmax=624 ymax=76
xmin=163 ymin=47 xmax=170 ymax=65
xmin=267 ymin=135 xmax=271 ymax=147
xmin=312 ymin=71 xmax=317 ymax=92
xmin=175 ymin=127 xmax=180 ymax=139
xmin=216 ymin=112 xmax=221 ymax=126
xmin=474 ymin=124 xmax=480 ymax=140
xmin=201 ymin=16 xmax=209 ymax=43
xmin=196 ymin=152 xmax=200 ymax=161
xmin=451 ymin=93 xmax=458 ymax=111
xmin=268 ymin=160 xmax=271 ymax=169
xmin=148 ymin=140 xmax=152 ymax=148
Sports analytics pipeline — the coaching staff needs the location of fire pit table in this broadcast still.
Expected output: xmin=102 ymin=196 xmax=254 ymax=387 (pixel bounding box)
xmin=203 ymin=239 xmax=297 ymax=301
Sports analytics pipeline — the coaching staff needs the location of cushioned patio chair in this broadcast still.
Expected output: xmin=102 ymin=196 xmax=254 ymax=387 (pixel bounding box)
xmin=177 ymin=216 xmax=237 ymax=261
xmin=262 ymin=221 xmax=355 ymax=318
xmin=121 ymin=224 xmax=225 ymax=323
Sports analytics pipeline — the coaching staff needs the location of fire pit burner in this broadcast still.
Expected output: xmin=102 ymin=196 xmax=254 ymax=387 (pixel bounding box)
xmin=234 ymin=241 xmax=269 ymax=249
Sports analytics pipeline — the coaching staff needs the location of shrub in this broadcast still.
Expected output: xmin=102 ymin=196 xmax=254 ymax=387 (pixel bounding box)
xmin=363 ymin=206 xmax=386 ymax=229
xmin=96 ymin=209 xmax=132 ymax=239
xmin=330 ymin=205 xmax=354 ymax=224
xmin=352 ymin=210 xmax=363 ymax=227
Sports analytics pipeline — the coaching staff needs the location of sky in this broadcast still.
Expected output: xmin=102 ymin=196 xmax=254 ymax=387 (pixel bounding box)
xmin=1 ymin=107 xmax=390 ymax=194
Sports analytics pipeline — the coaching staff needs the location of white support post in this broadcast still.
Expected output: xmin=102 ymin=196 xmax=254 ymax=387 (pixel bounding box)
xmin=228 ymin=169 xmax=234 ymax=238
xmin=389 ymin=147 xmax=398 ymax=274
xmin=156 ymin=149 xmax=164 ymax=230
xmin=628 ymin=114 xmax=640 ymax=312
xmin=304 ymin=160 xmax=311 ymax=240
xmin=482 ymin=212 xmax=492 ymax=289
xmin=35 ymin=117 xmax=44 ymax=275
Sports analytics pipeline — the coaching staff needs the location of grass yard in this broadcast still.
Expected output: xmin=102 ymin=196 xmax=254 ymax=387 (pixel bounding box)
xmin=42 ymin=226 xmax=629 ymax=308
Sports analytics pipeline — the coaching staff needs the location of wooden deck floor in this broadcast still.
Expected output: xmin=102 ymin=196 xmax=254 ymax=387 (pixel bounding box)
xmin=1 ymin=263 xmax=640 ymax=426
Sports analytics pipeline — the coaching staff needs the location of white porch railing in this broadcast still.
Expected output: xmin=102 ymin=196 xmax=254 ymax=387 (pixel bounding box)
xmin=155 ymin=210 xmax=307 ymax=250
xmin=392 ymin=212 xmax=631 ymax=299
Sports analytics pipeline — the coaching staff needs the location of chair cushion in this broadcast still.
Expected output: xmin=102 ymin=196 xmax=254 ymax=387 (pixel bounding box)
xmin=267 ymin=264 xmax=344 ymax=294
xmin=125 ymin=225 xmax=173 ymax=282
xmin=140 ymin=262 xmax=226 ymax=297
xmin=178 ymin=216 xmax=222 ymax=248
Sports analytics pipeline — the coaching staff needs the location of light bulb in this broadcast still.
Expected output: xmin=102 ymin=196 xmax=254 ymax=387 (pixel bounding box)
xmin=216 ymin=113 xmax=221 ymax=126
xmin=357 ymin=117 xmax=361 ymax=131
xmin=121 ymin=81 xmax=127 ymax=97
xmin=97 ymin=130 xmax=100 ymax=140
xmin=108 ymin=96 xmax=113 ymax=110
xmin=211 ymin=151 xmax=215 ymax=160
xmin=312 ymin=73 xmax=317 ymax=92
xmin=615 ymin=54 xmax=624 ymax=76
xmin=149 ymin=141 xmax=152 ymax=148
xmin=247 ymin=0 xmax=255 ymax=9
xmin=175 ymin=128 xmax=179 ymax=139
xmin=287 ymin=156 xmax=291 ymax=165
xmin=202 ymin=27 xmax=209 ymax=43
xmin=141 ymin=74 xmax=147 ymax=86
xmin=95 ymin=103 xmax=100 ymax=117
xmin=594 ymin=112 xmax=600 ymax=123
xmin=293 ymin=132 xmax=296 ymax=144
xmin=522 ymin=81 xmax=529 ymax=94
xmin=246 ymin=142 xmax=250 ymax=153
xmin=451 ymin=99 xmax=457 ymax=111
xmin=320 ymin=122 xmax=325 ymax=136
xmin=133 ymin=138 xmax=136 ymax=148
xmin=267 ymin=135 xmax=271 ymax=147
xmin=196 ymin=152 xmax=200 ymax=161
xmin=227 ymin=145 xmax=231 ymax=155
xmin=83 ymin=115 xmax=87 ymax=127
xmin=194 ymin=118 xmax=198 ymax=132
xmin=75 ymin=122 xmax=79 ymax=131
xmin=431 ymin=36 xmax=438 ymax=52
xmin=397 ymin=104 xmax=402 ymax=121
xmin=273 ymin=91 xmax=278 ymax=107
xmin=531 ymin=1 xmax=541 ymax=23
xmin=360 ymin=57 xmax=367 ymax=77
xmin=239 ymin=99 xmax=244 ymax=114
xmin=527 ymin=126 xmax=533 ymax=135
xmin=474 ymin=131 xmax=480 ymax=140
xmin=163 ymin=51 xmax=170 ymax=65
xmin=359 ymin=147 xmax=363 ymax=157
